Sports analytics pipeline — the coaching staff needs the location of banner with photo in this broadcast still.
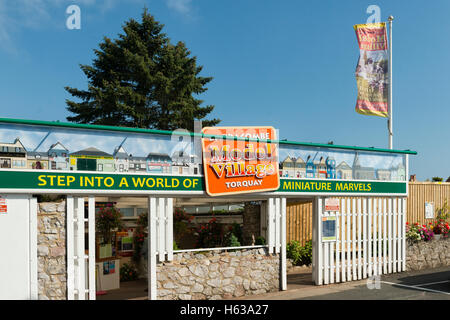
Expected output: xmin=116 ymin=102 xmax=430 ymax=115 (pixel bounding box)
xmin=354 ymin=22 xmax=389 ymax=117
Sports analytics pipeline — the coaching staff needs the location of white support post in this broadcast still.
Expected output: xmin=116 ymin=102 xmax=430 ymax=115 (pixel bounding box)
xmin=148 ymin=197 xmax=157 ymax=300
xmin=346 ymin=198 xmax=351 ymax=280
xmin=352 ymin=199 xmax=356 ymax=280
xmin=402 ymin=198 xmax=407 ymax=272
xmin=340 ymin=198 xmax=346 ymax=282
xmin=357 ymin=198 xmax=362 ymax=280
xmin=363 ymin=198 xmax=368 ymax=278
xmin=392 ymin=198 xmax=397 ymax=273
xmin=76 ymin=197 xmax=86 ymax=300
xmin=267 ymin=198 xmax=275 ymax=254
xmin=280 ymin=198 xmax=287 ymax=291
xmin=166 ymin=198 xmax=174 ymax=261
xmin=378 ymin=198 xmax=382 ymax=275
xmin=66 ymin=196 xmax=75 ymax=300
xmin=387 ymin=198 xmax=392 ymax=274
xmin=397 ymin=198 xmax=402 ymax=272
xmin=157 ymin=198 xmax=165 ymax=263
xmin=383 ymin=198 xmax=387 ymax=273
xmin=29 ymin=197 xmax=38 ymax=300
xmin=313 ymin=197 xmax=323 ymax=285
xmin=275 ymin=198 xmax=281 ymax=254
xmin=88 ymin=196 xmax=96 ymax=300
xmin=335 ymin=208 xmax=340 ymax=283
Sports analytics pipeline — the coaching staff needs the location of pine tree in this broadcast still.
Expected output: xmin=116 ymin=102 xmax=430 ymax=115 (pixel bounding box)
xmin=65 ymin=8 xmax=219 ymax=131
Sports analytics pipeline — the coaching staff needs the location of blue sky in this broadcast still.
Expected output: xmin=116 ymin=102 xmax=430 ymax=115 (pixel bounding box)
xmin=0 ymin=0 xmax=448 ymax=181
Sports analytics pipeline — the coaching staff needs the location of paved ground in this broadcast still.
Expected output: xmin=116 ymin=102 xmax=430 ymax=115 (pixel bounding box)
xmin=96 ymin=267 xmax=450 ymax=300
xmin=239 ymin=266 xmax=450 ymax=300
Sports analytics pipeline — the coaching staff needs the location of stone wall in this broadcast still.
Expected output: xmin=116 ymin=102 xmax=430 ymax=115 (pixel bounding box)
xmin=37 ymin=201 xmax=67 ymax=300
xmin=156 ymin=248 xmax=279 ymax=300
xmin=406 ymin=237 xmax=450 ymax=271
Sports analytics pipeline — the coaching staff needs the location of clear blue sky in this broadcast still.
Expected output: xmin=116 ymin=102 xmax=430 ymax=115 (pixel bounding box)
xmin=0 ymin=0 xmax=448 ymax=181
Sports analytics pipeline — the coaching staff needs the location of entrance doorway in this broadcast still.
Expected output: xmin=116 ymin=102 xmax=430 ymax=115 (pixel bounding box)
xmin=285 ymin=199 xmax=315 ymax=289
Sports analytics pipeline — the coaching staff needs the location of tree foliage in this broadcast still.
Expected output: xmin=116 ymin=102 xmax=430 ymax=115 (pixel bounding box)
xmin=65 ymin=8 xmax=220 ymax=131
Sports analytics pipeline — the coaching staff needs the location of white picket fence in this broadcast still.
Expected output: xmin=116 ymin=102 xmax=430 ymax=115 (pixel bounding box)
xmin=313 ymin=197 xmax=406 ymax=285
xmin=66 ymin=196 xmax=96 ymax=300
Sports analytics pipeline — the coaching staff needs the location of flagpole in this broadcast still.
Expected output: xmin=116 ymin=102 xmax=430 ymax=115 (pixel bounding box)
xmin=388 ymin=16 xmax=394 ymax=149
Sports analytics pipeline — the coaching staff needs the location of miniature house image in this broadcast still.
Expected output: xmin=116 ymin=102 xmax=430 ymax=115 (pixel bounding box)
xmin=171 ymin=150 xmax=201 ymax=175
xmin=281 ymin=156 xmax=295 ymax=177
xmin=325 ymin=156 xmax=336 ymax=179
xmin=146 ymin=153 xmax=172 ymax=174
xmin=113 ymin=146 xmax=129 ymax=173
xmin=317 ymin=157 xmax=327 ymax=179
xmin=294 ymin=157 xmax=306 ymax=178
xmin=27 ymin=151 xmax=49 ymax=170
xmin=390 ymin=162 xmax=406 ymax=181
xmin=376 ymin=169 xmax=391 ymax=181
xmin=48 ymin=142 xmax=69 ymax=170
xmin=0 ymin=138 xmax=27 ymax=169
xmin=69 ymin=147 xmax=115 ymax=172
xmin=128 ymin=155 xmax=147 ymax=173
xmin=336 ymin=161 xmax=352 ymax=179
xmin=352 ymin=152 xmax=375 ymax=180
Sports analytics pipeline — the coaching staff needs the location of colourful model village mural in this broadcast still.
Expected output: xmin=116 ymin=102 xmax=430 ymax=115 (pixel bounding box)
xmin=278 ymin=147 xmax=406 ymax=181
xmin=0 ymin=123 xmax=406 ymax=182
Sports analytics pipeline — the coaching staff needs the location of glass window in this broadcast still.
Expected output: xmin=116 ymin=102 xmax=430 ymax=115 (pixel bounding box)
xmin=119 ymin=208 xmax=135 ymax=217
xmin=98 ymin=164 xmax=103 ymax=171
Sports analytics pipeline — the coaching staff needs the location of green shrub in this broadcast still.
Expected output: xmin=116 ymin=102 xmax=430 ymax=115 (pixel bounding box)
xmin=227 ymin=233 xmax=241 ymax=247
xmin=255 ymin=236 xmax=266 ymax=245
xmin=287 ymin=240 xmax=312 ymax=266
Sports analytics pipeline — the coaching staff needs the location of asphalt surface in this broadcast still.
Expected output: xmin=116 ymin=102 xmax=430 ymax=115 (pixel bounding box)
xmin=241 ymin=266 xmax=450 ymax=300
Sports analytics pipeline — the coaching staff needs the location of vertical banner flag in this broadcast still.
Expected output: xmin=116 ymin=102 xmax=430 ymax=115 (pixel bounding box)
xmin=354 ymin=23 xmax=389 ymax=117
xmin=201 ymin=127 xmax=279 ymax=196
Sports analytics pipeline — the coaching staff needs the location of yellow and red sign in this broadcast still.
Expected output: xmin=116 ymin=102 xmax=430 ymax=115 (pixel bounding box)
xmin=201 ymin=127 xmax=279 ymax=196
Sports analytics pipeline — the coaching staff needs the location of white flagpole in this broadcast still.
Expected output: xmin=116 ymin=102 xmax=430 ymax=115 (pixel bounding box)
xmin=388 ymin=16 xmax=394 ymax=149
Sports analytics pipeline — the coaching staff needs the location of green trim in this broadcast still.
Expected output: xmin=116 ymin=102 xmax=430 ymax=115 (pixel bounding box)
xmin=0 ymin=170 xmax=407 ymax=194
xmin=0 ymin=117 xmax=417 ymax=155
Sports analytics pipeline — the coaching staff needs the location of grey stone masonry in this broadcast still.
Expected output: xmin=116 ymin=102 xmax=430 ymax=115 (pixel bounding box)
xmin=37 ymin=201 xmax=67 ymax=300
xmin=405 ymin=237 xmax=450 ymax=271
xmin=156 ymin=248 xmax=280 ymax=300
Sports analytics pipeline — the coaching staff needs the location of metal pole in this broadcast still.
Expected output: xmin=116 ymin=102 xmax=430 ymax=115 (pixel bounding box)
xmin=388 ymin=16 xmax=394 ymax=149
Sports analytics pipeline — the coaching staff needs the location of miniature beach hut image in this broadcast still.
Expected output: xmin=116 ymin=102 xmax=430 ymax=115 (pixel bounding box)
xmin=317 ymin=156 xmax=327 ymax=179
xmin=69 ymin=147 xmax=115 ymax=172
xmin=325 ymin=156 xmax=336 ymax=179
xmin=306 ymin=154 xmax=317 ymax=178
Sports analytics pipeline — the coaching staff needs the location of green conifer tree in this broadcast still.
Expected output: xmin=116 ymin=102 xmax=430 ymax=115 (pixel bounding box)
xmin=65 ymin=8 xmax=219 ymax=131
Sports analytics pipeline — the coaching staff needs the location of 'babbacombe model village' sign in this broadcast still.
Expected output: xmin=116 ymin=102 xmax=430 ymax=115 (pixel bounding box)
xmin=0 ymin=118 xmax=415 ymax=196
xmin=201 ymin=127 xmax=279 ymax=196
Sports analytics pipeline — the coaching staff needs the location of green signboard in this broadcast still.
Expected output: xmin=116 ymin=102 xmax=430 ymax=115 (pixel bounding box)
xmin=0 ymin=170 xmax=406 ymax=195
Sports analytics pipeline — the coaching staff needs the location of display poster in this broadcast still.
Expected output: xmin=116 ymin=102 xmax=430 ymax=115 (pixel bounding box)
xmin=425 ymin=202 xmax=434 ymax=219
xmin=201 ymin=127 xmax=280 ymax=196
xmin=324 ymin=198 xmax=340 ymax=211
xmin=0 ymin=196 xmax=7 ymax=214
xmin=322 ymin=216 xmax=337 ymax=242
xmin=354 ymin=22 xmax=389 ymax=117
